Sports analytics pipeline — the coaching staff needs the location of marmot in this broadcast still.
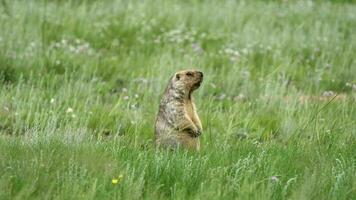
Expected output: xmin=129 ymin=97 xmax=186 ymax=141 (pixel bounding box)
xmin=155 ymin=69 xmax=203 ymax=150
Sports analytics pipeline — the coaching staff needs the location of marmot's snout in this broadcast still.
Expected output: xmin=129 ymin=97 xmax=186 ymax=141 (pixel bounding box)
xmin=196 ymin=71 xmax=203 ymax=81
xmin=197 ymin=71 xmax=203 ymax=78
xmin=194 ymin=71 xmax=203 ymax=88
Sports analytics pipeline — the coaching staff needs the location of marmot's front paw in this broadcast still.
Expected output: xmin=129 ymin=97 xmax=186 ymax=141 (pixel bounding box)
xmin=188 ymin=127 xmax=201 ymax=137
xmin=197 ymin=128 xmax=202 ymax=136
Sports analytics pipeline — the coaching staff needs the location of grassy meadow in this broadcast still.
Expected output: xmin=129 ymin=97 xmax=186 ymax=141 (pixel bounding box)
xmin=0 ymin=0 xmax=355 ymax=199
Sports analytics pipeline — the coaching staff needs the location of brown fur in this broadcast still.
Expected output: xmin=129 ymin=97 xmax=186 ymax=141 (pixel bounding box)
xmin=155 ymin=70 xmax=203 ymax=150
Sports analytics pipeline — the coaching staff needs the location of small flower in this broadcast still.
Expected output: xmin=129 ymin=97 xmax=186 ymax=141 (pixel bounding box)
xmin=216 ymin=93 xmax=226 ymax=100
xmin=271 ymin=176 xmax=279 ymax=183
xmin=345 ymin=82 xmax=355 ymax=89
xmin=30 ymin=42 xmax=36 ymax=48
xmin=210 ymin=83 xmax=217 ymax=89
xmin=112 ymin=174 xmax=124 ymax=185
xmin=322 ymin=90 xmax=335 ymax=97
xmin=123 ymin=96 xmax=129 ymax=100
xmin=50 ymin=98 xmax=55 ymax=104
xmin=130 ymin=104 xmax=138 ymax=109
xmin=66 ymin=107 xmax=74 ymax=113
xmin=69 ymin=45 xmax=75 ymax=52
xmin=192 ymin=43 xmax=203 ymax=53
xmin=153 ymin=37 xmax=161 ymax=44
xmin=61 ymin=39 xmax=67 ymax=45
xmin=241 ymin=48 xmax=249 ymax=55
xmin=234 ymin=93 xmax=246 ymax=102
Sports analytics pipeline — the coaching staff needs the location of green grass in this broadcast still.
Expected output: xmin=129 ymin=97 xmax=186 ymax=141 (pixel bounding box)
xmin=0 ymin=0 xmax=355 ymax=199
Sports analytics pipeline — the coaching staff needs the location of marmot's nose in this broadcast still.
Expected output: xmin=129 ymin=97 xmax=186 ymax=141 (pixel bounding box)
xmin=198 ymin=71 xmax=203 ymax=77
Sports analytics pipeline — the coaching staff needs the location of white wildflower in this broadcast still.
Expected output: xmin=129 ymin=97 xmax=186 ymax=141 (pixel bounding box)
xmin=69 ymin=45 xmax=75 ymax=52
xmin=210 ymin=83 xmax=217 ymax=89
xmin=30 ymin=42 xmax=36 ymax=48
xmin=241 ymin=48 xmax=249 ymax=54
xmin=234 ymin=93 xmax=246 ymax=101
xmin=66 ymin=107 xmax=74 ymax=113
xmin=61 ymin=39 xmax=67 ymax=45
xmin=192 ymin=43 xmax=203 ymax=53
xmin=322 ymin=91 xmax=335 ymax=97
xmin=217 ymin=93 xmax=226 ymax=100
xmin=271 ymin=176 xmax=279 ymax=183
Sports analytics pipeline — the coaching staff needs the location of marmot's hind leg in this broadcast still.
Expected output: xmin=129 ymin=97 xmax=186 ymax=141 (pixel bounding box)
xmin=178 ymin=132 xmax=200 ymax=151
xmin=155 ymin=135 xmax=180 ymax=150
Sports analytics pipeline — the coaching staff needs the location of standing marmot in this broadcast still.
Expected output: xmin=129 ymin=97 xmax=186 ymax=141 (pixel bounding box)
xmin=155 ymin=69 xmax=203 ymax=150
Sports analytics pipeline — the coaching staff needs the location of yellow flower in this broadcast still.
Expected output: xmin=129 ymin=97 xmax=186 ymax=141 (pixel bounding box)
xmin=112 ymin=174 xmax=124 ymax=185
xmin=112 ymin=179 xmax=119 ymax=184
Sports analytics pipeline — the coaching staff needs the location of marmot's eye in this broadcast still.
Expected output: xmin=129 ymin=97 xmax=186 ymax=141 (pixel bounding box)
xmin=186 ymin=72 xmax=193 ymax=76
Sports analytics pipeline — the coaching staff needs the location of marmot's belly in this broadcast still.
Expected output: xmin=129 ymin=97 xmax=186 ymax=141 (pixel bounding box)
xmin=156 ymin=131 xmax=200 ymax=151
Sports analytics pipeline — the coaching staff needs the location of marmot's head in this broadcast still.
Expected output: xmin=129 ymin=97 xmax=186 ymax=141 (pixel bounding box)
xmin=171 ymin=70 xmax=203 ymax=93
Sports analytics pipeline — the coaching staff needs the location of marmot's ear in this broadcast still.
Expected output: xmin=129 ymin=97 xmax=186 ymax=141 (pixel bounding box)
xmin=175 ymin=74 xmax=180 ymax=80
